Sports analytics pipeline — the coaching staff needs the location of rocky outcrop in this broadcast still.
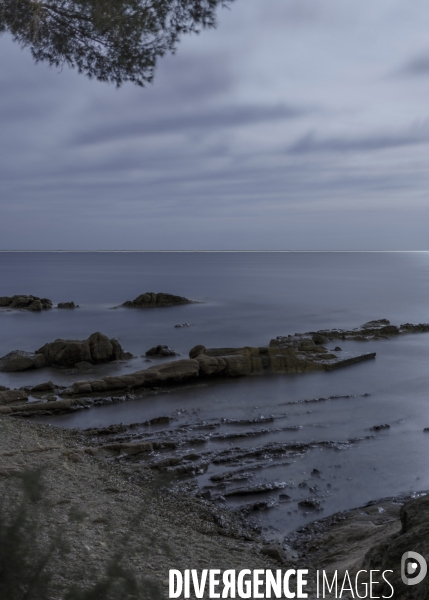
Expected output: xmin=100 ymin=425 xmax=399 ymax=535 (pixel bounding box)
xmin=57 ymin=302 xmax=79 ymax=309
xmin=0 ymin=333 xmax=130 ymax=372
xmin=121 ymin=292 xmax=194 ymax=308
xmin=9 ymin=318 xmax=429 ymax=411
xmin=36 ymin=332 xmax=129 ymax=367
xmin=0 ymin=295 xmax=52 ymax=311
xmin=145 ymin=345 xmax=179 ymax=358
xmin=361 ymin=494 xmax=429 ymax=598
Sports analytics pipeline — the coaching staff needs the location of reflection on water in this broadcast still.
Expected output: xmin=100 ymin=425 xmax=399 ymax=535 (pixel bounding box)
xmin=1 ymin=0 xmax=233 ymax=85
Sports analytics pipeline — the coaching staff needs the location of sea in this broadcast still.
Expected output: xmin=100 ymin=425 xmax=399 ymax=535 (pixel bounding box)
xmin=1 ymin=251 xmax=429 ymax=538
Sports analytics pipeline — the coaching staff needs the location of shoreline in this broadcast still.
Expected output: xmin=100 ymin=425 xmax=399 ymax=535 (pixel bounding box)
xmin=0 ymin=414 xmax=425 ymax=598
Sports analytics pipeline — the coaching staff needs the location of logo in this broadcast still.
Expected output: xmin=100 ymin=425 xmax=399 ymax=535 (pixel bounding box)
xmin=401 ymin=552 xmax=427 ymax=586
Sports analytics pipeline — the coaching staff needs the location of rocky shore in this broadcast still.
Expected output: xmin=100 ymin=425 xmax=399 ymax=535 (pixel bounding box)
xmin=0 ymin=411 xmax=426 ymax=599
xmin=1 ymin=317 xmax=429 ymax=597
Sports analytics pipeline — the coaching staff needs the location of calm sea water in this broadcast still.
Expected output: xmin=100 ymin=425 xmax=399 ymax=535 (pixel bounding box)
xmin=2 ymin=251 xmax=429 ymax=537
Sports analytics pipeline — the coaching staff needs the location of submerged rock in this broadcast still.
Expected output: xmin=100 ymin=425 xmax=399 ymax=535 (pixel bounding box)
xmin=122 ymin=292 xmax=194 ymax=308
xmin=0 ymin=295 xmax=52 ymax=311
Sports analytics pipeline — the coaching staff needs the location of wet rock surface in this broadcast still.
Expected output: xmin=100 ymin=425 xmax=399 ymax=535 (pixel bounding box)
xmin=0 ymin=295 xmax=52 ymax=311
xmin=121 ymin=292 xmax=195 ymax=308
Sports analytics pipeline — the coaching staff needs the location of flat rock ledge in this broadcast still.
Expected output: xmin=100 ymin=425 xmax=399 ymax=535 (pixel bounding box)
xmin=64 ymin=338 xmax=376 ymax=398
xmin=121 ymin=292 xmax=195 ymax=308
xmin=0 ymin=295 xmax=53 ymax=311
xmin=0 ymin=332 xmax=131 ymax=372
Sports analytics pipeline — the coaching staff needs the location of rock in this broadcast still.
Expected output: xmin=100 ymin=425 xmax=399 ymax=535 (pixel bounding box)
xmin=298 ymin=498 xmax=322 ymax=510
xmin=361 ymin=494 xmax=429 ymax=598
xmin=89 ymin=332 xmax=114 ymax=362
xmin=260 ymin=543 xmax=293 ymax=564
xmin=363 ymin=319 xmax=390 ymax=327
xmin=36 ymin=332 xmax=127 ymax=367
xmin=74 ymin=361 xmax=95 ymax=371
xmin=0 ymin=295 xmax=52 ymax=310
xmin=146 ymin=359 xmax=200 ymax=383
xmin=122 ymin=292 xmax=194 ymax=308
xmin=189 ymin=345 xmax=206 ymax=359
xmin=30 ymin=381 xmax=55 ymax=393
xmin=379 ymin=325 xmax=400 ymax=335
xmin=334 ymin=346 xmax=342 ymax=351
xmin=370 ymin=424 xmax=390 ymax=431
xmin=145 ymin=345 xmax=179 ymax=358
xmin=57 ymin=302 xmax=79 ymax=309
xmin=0 ymin=350 xmax=47 ymax=372
xmin=312 ymin=334 xmax=328 ymax=345
xmin=0 ymin=389 xmax=28 ymax=404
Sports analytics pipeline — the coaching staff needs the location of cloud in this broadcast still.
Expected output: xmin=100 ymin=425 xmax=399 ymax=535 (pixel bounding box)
xmin=287 ymin=128 xmax=429 ymax=154
xmin=395 ymin=52 xmax=429 ymax=77
xmin=72 ymin=103 xmax=313 ymax=146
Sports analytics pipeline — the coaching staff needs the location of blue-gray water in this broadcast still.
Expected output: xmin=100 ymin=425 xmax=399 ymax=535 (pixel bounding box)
xmin=2 ymin=251 xmax=429 ymax=538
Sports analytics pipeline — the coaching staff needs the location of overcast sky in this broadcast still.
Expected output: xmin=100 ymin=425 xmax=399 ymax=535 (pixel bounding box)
xmin=2 ymin=0 xmax=429 ymax=250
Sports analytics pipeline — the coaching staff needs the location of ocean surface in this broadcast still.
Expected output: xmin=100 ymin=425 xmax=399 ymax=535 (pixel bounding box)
xmin=2 ymin=251 xmax=429 ymax=538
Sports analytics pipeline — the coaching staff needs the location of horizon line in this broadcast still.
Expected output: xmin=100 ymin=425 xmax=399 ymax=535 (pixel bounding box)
xmin=0 ymin=250 xmax=429 ymax=254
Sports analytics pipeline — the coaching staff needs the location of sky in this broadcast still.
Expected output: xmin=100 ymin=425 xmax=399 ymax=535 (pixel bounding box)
xmin=2 ymin=0 xmax=429 ymax=250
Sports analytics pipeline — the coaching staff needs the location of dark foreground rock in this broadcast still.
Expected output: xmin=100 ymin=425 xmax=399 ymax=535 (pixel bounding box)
xmin=0 ymin=295 xmax=52 ymax=311
xmin=121 ymin=292 xmax=194 ymax=308
xmin=362 ymin=493 xmax=429 ymax=598
xmin=285 ymin=492 xmax=429 ymax=599
xmin=0 ymin=332 xmax=131 ymax=372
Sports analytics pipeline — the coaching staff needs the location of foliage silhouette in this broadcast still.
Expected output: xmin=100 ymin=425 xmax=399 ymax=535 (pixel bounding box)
xmin=0 ymin=470 xmax=166 ymax=600
xmin=0 ymin=0 xmax=233 ymax=86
